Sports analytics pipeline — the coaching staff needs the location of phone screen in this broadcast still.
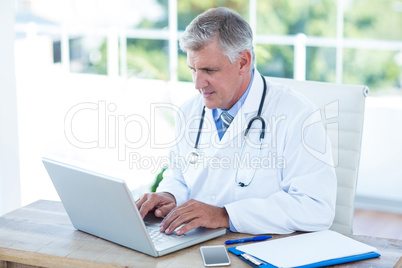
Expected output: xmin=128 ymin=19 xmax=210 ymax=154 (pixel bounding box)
xmin=200 ymin=245 xmax=231 ymax=266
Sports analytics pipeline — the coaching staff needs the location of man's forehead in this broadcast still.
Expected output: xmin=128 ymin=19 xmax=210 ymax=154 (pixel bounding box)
xmin=187 ymin=54 xmax=223 ymax=69
xmin=187 ymin=44 xmax=226 ymax=68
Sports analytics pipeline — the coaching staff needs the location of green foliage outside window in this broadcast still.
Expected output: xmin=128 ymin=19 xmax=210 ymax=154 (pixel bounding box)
xmin=344 ymin=0 xmax=402 ymax=41
xmin=178 ymin=53 xmax=193 ymax=82
xmin=92 ymin=39 xmax=108 ymax=75
xmin=256 ymin=45 xmax=294 ymax=79
xmin=343 ymin=49 xmax=401 ymax=92
xmin=342 ymin=0 xmax=402 ymax=93
xmin=177 ymin=0 xmax=249 ymax=31
xmin=126 ymin=39 xmax=169 ymax=80
xmin=256 ymin=0 xmax=337 ymax=37
xmin=119 ymin=0 xmax=401 ymax=93
xmin=256 ymin=0 xmax=337 ymax=82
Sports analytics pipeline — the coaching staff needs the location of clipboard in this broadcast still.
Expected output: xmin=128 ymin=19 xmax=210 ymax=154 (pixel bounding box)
xmin=228 ymin=247 xmax=380 ymax=268
xmin=228 ymin=247 xmax=276 ymax=267
xmin=227 ymin=230 xmax=381 ymax=268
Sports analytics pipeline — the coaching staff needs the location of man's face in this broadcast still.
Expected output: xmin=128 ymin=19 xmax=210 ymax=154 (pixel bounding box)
xmin=187 ymin=39 xmax=248 ymax=110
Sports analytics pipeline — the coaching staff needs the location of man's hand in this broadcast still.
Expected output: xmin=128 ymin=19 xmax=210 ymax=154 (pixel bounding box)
xmin=136 ymin=192 xmax=176 ymax=219
xmin=160 ymin=199 xmax=229 ymax=235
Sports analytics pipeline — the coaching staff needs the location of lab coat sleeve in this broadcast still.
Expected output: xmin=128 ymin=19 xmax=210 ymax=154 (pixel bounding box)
xmin=225 ymin=107 xmax=337 ymax=235
xmin=155 ymin=108 xmax=190 ymax=206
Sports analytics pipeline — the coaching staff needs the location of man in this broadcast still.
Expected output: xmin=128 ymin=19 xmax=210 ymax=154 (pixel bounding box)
xmin=136 ymin=7 xmax=336 ymax=235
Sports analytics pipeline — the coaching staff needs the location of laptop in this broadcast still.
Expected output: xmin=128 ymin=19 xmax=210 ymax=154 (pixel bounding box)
xmin=42 ymin=157 xmax=226 ymax=257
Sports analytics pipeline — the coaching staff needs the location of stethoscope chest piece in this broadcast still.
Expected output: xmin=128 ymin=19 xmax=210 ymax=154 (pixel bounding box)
xmin=187 ymin=150 xmax=200 ymax=164
xmin=238 ymin=182 xmax=246 ymax=187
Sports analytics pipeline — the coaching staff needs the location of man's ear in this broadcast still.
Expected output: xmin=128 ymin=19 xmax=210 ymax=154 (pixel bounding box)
xmin=238 ymin=49 xmax=252 ymax=75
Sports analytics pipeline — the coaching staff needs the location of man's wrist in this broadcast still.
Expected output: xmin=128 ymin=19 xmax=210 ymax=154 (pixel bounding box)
xmin=159 ymin=192 xmax=176 ymax=204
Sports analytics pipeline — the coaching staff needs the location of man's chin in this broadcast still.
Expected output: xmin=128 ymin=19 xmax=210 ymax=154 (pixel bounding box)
xmin=202 ymin=99 xmax=218 ymax=110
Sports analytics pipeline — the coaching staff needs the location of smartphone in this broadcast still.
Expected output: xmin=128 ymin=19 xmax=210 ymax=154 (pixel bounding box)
xmin=200 ymin=245 xmax=231 ymax=267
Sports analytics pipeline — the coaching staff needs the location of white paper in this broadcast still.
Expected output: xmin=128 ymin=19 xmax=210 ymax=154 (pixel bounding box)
xmin=236 ymin=230 xmax=378 ymax=267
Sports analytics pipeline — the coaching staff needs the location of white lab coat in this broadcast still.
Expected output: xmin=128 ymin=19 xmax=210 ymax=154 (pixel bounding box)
xmin=157 ymin=70 xmax=337 ymax=235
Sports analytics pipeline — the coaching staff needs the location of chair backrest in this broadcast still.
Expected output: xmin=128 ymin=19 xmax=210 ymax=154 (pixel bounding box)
xmin=268 ymin=77 xmax=368 ymax=234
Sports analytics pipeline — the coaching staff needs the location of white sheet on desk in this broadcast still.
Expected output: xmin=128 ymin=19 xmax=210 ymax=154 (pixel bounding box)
xmin=236 ymin=230 xmax=378 ymax=267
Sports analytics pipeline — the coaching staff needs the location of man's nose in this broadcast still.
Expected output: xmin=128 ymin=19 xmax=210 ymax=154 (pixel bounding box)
xmin=193 ymin=71 xmax=208 ymax=90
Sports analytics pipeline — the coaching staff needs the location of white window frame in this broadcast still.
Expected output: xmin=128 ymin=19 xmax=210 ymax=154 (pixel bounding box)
xmin=12 ymin=0 xmax=402 ymax=212
xmin=14 ymin=0 xmax=402 ymax=84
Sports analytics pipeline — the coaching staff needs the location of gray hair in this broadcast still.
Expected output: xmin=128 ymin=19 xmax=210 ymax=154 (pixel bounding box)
xmin=180 ymin=7 xmax=255 ymax=69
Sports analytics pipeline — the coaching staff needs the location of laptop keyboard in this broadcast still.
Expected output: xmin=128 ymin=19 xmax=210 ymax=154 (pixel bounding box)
xmin=146 ymin=224 xmax=186 ymax=245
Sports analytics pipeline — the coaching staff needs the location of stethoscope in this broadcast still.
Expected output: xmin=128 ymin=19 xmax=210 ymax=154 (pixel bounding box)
xmin=187 ymin=74 xmax=268 ymax=187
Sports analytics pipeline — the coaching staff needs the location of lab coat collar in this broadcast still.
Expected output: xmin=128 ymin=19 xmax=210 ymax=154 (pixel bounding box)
xmin=203 ymin=69 xmax=265 ymax=151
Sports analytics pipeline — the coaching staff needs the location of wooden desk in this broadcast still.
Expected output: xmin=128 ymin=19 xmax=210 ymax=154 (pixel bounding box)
xmin=0 ymin=200 xmax=401 ymax=268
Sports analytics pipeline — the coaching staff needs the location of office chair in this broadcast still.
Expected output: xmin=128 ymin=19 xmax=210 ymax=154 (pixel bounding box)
xmin=268 ymin=77 xmax=369 ymax=234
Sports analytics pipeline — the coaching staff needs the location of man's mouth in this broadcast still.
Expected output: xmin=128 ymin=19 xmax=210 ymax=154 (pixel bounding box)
xmin=202 ymin=91 xmax=215 ymax=98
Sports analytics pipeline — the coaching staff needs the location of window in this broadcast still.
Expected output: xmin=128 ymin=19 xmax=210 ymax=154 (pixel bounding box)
xmin=256 ymin=0 xmax=337 ymax=37
xmin=14 ymin=0 xmax=402 ymax=212
xmin=256 ymin=44 xmax=294 ymax=78
xmin=344 ymin=0 xmax=402 ymax=41
xmin=126 ymin=38 xmax=169 ymax=80
xmin=15 ymin=0 xmax=402 ymax=89
xmin=343 ymin=48 xmax=400 ymax=93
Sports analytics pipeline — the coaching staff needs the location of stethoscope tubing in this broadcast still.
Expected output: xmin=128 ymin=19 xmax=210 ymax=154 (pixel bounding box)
xmin=189 ymin=74 xmax=268 ymax=184
xmin=194 ymin=107 xmax=206 ymax=151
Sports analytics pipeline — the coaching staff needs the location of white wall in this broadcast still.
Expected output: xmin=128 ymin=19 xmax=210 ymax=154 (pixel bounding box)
xmin=0 ymin=0 xmax=21 ymax=215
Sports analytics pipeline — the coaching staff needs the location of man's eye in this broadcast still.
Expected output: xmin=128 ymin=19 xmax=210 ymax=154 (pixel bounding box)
xmin=206 ymin=69 xmax=214 ymax=74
